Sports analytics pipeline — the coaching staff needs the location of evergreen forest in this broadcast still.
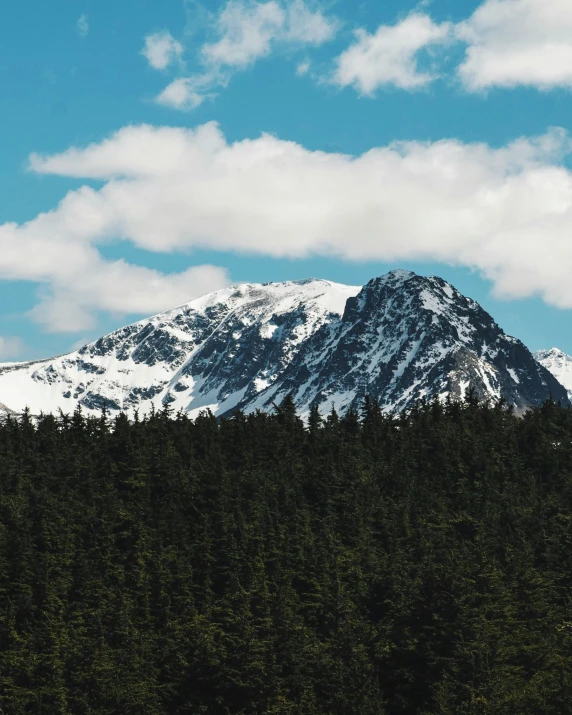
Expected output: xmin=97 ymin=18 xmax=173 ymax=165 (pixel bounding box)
xmin=2 ymin=394 xmax=572 ymax=714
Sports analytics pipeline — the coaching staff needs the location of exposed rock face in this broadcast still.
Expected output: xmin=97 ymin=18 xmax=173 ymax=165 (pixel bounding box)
xmin=0 ymin=271 xmax=566 ymax=418
xmin=245 ymin=270 xmax=568 ymax=415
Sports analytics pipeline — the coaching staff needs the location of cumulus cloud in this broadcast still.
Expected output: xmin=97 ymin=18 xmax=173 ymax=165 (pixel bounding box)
xmin=156 ymin=0 xmax=338 ymax=109
xmin=0 ymin=147 xmax=230 ymax=333
xmin=0 ymin=337 xmax=25 ymax=360
xmin=77 ymin=14 xmax=89 ymax=38
xmin=330 ymin=1 xmax=572 ymax=95
xmin=202 ymin=0 xmax=286 ymax=68
xmin=141 ymin=30 xmax=184 ymax=70
xmin=284 ymin=0 xmax=338 ymax=45
xmin=142 ymin=0 xmax=572 ymax=101
xmin=156 ymin=78 xmax=207 ymax=110
xmin=0 ymin=215 xmax=229 ymax=333
xmin=26 ymin=262 xmax=230 ymax=333
xmin=332 ymin=13 xmax=452 ymax=93
xmin=457 ymin=0 xmax=572 ymax=91
xmin=24 ymin=122 xmax=572 ymax=309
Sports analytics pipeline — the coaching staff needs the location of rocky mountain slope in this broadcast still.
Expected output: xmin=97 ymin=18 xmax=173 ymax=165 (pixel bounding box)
xmin=0 ymin=270 xmax=566 ymax=417
xmin=535 ymin=348 xmax=572 ymax=401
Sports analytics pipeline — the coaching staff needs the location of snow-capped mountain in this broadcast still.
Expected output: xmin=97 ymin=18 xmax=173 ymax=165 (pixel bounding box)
xmin=0 ymin=270 xmax=566 ymax=418
xmin=535 ymin=348 xmax=572 ymax=401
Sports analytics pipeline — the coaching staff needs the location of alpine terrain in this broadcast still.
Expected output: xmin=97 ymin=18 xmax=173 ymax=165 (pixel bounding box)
xmin=535 ymin=348 xmax=572 ymax=401
xmin=0 ymin=270 xmax=567 ymax=417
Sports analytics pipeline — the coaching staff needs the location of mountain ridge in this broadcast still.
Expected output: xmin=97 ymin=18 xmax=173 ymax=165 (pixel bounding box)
xmin=0 ymin=271 xmax=567 ymax=417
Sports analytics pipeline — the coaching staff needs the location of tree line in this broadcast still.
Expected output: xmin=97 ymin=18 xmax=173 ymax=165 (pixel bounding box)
xmin=1 ymin=393 xmax=572 ymax=713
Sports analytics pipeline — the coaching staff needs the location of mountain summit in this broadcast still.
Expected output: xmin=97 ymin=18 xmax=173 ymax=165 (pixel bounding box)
xmin=0 ymin=271 xmax=566 ymax=417
xmin=535 ymin=348 xmax=572 ymax=401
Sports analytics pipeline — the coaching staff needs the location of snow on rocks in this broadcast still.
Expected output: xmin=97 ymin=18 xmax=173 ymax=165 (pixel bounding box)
xmin=0 ymin=272 xmax=567 ymax=418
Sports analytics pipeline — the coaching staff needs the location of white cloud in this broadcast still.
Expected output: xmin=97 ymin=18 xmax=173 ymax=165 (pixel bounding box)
xmin=156 ymin=78 xmax=207 ymax=110
xmin=0 ymin=337 xmax=25 ymax=360
xmin=24 ymin=122 xmax=572 ymax=310
xmin=330 ymin=1 xmax=572 ymax=94
xmin=296 ymin=59 xmax=310 ymax=76
xmin=155 ymin=0 xmax=338 ymax=109
xmin=284 ymin=0 xmax=338 ymax=45
xmin=202 ymin=1 xmax=286 ymax=68
xmin=141 ymin=30 xmax=184 ymax=70
xmin=457 ymin=0 xmax=572 ymax=91
xmin=77 ymin=14 xmax=89 ymax=38
xmin=0 ymin=212 xmax=229 ymax=332
xmin=146 ymin=1 xmax=572 ymax=102
xmin=333 ymin=13 xmax=452 ymax=93
xmin=26 ymin=262 xmax=230 ymax=333
xmin=201 ymin=0 xmax=336 ymax=67
xmin=0 ymin=138 xmax=230 ymax=332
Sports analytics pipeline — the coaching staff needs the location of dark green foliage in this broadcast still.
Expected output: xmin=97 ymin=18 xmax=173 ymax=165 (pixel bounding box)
xmin=2 ymin=396 xmax=572 ymax=713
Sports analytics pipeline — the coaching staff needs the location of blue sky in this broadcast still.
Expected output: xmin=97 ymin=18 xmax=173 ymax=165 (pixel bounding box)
xmin=1 ymin=0 xmax=572 ymax=359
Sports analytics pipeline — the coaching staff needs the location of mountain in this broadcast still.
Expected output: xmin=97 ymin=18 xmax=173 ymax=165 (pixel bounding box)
xmin=535 ymin=348 xmax=572 ymax=401
xmin=0 ymin=270 xmax=567 ymax=418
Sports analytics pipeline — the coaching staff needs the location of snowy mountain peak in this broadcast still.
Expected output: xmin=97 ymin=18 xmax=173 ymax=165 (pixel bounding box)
xmin=272 ymin=271 xmax=565 ymax=416
xmin=372 ymin=268 xmax=416 ymax=285
xmin=0 ymin=271 xmax=567 ymax=418
xmin=536 ymin=347 xmax=569 ymax=362
xmin=535 ymin=348 xmax=572 ymax=400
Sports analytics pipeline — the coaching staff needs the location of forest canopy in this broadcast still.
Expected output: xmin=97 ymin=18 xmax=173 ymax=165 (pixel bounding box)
xmin=2 ymin=395 xmax=572 ymax=714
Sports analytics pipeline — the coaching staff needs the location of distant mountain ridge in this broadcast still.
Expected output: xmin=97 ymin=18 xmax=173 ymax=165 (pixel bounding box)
xmin=535 ymin=348 xmax=572 ymax=401
xmin=0 ymin=270 xmax=567 ymax=417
